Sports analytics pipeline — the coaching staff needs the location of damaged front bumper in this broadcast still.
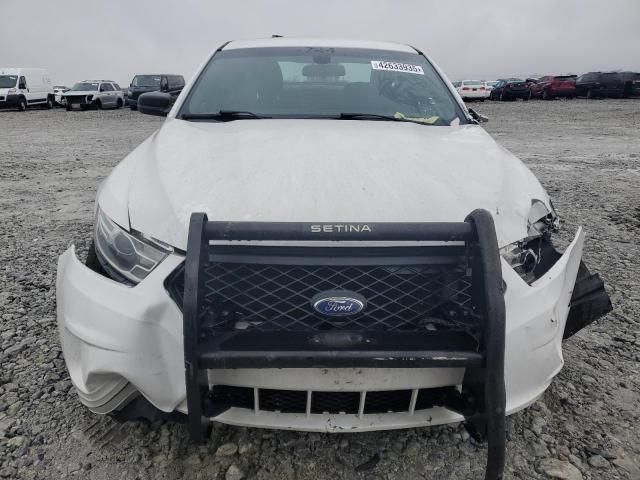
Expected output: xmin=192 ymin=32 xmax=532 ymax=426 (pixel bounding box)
xmin=57 ymin=211 xmax=610 ymax=480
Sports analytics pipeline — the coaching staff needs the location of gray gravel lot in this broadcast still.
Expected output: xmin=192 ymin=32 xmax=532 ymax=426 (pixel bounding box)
xmin=1 ymin=100 xmax=639 ymax=480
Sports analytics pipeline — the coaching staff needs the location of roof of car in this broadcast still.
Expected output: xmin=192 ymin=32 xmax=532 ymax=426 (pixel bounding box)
xmin=222 ymin=37 xmax=417 ymax=53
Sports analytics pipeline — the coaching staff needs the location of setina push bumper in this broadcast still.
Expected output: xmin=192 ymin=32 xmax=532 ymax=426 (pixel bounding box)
xmin=172 ymin=209 xmax=507 ymax=479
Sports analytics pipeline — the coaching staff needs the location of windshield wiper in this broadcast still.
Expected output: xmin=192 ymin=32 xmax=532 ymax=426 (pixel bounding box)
xmin=180 ymin=110 xmax=269 ymax=121
xmin=337 ymin=112 xmax=433 ymax=125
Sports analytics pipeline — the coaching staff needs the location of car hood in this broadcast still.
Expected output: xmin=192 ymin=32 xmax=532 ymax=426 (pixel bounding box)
xmin=99 ymin=119 xmax=549 ymax=250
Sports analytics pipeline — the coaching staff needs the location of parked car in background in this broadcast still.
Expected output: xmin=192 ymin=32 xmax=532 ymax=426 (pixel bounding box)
xmin=529 ymin=75 xmax=577 ymax=100
xmin=63 ymin=80 xmax=125 ymax=110
xmin=53 ymin=85 xmax=69 ymax=106
xmin=454 ymin=80 xmax=487 ymax=101
xmin=489 ymin=79 xmax=529 ymax=101
xmin=484 ymin=80 xmax=499 ymax=94
xmin=0 ymin=68 xmax=54 ymax=111
xmin=575 ymin=72 xmax=624 ymax=99
xmin=127 ymin=74 xmax=185 ymax=110
xmin=621 ymin=71 xmax=640 ymax=98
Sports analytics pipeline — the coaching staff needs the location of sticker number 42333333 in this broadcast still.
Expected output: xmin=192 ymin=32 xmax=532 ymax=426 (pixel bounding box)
xmin=371 ymin=61 xmax=424 ymax=75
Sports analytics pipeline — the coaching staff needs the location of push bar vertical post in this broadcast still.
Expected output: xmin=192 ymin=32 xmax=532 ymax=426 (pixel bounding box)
xmin=183 ymin=212 xmax=211 ymax=442
xmin=465 ymin=209 xmax=506 ymax=480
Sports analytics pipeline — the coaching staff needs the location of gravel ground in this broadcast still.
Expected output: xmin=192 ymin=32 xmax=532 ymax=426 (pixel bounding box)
xmin=1 ymin=100 xmax=639 ymax=480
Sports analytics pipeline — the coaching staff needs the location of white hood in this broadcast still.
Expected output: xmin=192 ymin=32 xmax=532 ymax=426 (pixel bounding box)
xmin=98 ymin=119 xmax=549 ymax=250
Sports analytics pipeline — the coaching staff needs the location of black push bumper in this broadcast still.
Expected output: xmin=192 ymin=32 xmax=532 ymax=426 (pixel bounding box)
xmin=177 ymin=209 xmax=507 ymax=480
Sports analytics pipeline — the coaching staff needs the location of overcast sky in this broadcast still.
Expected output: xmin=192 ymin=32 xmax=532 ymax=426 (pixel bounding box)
xmin=1 ymin=0 xmax=638 ymax=86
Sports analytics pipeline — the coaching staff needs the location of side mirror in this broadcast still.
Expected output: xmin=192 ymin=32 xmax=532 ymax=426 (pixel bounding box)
xmin=138 ymin=91 xmax=172 ymax=117
xmin=468 ymin=108 xmax=488 ymax=123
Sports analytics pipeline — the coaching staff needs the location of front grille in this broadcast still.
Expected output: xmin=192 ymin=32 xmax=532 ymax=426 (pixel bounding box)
xmin=312 ymin=391 xmax=360 ymax=413
xmin=206 ymin=385 xmax=459 ymax=415
xmin=165 ymin=250 xmax=480 ymax=338
xmin=66 ymin=95 xmax=89 ymax=104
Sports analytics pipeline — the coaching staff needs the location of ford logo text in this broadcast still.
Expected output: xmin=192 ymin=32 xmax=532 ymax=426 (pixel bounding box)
xmin=311 ymin=290 xmax=366 ymax=316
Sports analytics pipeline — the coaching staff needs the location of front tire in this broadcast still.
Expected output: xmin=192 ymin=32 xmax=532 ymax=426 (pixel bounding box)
xmin=499 ymin=91 xmax=507 ymax=101
xmin=95 ymin=99 xmax=102 ymax=110
xmin=66 ymin=102 xmax=72 ymax=111
xmin=116 ymin=98 xmax=123 ymax=108
xmin=586 ymin=89 xmax=594 ymax=99
xmin=46 ymin=97 xmax=54 ymax=109
xmin=17 ymin=97 xmax=27 ymax=111
xmin=542 ymin=89 xmax=553 ymax=100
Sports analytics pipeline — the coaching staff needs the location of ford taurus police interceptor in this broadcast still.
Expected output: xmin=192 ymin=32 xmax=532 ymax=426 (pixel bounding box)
xmin=56 ymin=38 xmax=610 ymax=479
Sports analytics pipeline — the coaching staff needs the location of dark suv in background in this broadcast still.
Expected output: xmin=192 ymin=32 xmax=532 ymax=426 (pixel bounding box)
xmin=128 ymin=74 xmax=185 ymax=110
xmin=575 ymin=72 xmax=624 ymax=98
xmin=529 ymin=75 xmax=577 ymax=100
xmin=489 ymin=78 xmax=530 ymax=101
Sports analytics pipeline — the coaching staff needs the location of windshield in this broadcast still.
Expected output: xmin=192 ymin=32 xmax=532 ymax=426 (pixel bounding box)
xmin=70 ymin=82 xmax=99 ymax=91
xmin=180 ymin=47 xmax=466 ymax=125
xmin=132 ymin=75 xmax=162 ymax=87
xmin=0 ymin=75 xmax=18 ymax=88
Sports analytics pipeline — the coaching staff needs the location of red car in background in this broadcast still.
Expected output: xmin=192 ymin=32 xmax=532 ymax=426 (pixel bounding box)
xmin=529 ymin=75 xmax=577 ymax=100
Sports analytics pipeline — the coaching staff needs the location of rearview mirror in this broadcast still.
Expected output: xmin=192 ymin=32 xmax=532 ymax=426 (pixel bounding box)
xmin=138 ymin=92 xmax=172 ymax=117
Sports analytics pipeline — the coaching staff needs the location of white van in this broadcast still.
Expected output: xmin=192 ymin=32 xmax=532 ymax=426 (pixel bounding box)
xmin=0 ymin=68 xmax=54 ymax=111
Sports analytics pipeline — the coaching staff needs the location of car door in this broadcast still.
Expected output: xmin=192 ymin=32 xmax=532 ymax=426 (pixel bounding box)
xmin=99 ymin=82 xmax=115 ymax=106
xmin=18 ymin=75 xmax=30 ymax=103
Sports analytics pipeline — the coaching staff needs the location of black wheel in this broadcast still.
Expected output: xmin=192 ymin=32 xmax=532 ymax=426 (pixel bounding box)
xmin=17 ymin=97 xmax=27 ymax=111
xmin=522 ymin=96 xmax=528 ymax=101
xmin=586 ymin=89 xmax=594 ymax=99
xmin=528 ymin=90 xmax=533 ymax=100
xmin=480 ymin=98 xmax=485 ymax=102
xmin=542 ymin=89 xmax=553 ymax=100
xmin=130 ymin=105 xmax=137 ymax=111
xmin=95 ymin=99 xmax=103 ymax=110
xmin=66 ymin=102 xmax=72 ymax=111
xmin=116 ymin=98 xmax=123 ymax=108
xmin=46 ymin=97 xmax=54 ymax=109
xmin=499 ymin=91 xmax=506 ymax=101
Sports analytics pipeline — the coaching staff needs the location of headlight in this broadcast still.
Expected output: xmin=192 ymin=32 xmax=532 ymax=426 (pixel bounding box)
xmin=94 ymin=209 xmax=170 ymax=285
xmin=500 ymin=199 xmax=559 ymax=284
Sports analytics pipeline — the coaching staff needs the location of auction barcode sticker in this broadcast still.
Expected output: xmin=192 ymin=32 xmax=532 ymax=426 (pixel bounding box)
xmin=371 ymin=61 xmax=424 ymax=75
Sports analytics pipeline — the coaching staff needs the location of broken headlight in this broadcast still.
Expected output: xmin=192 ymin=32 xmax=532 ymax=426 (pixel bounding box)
xmin=500 ymin=200 xmax=559 ymax=284
xmin=94 ymin=208 xmax=170 ymax=285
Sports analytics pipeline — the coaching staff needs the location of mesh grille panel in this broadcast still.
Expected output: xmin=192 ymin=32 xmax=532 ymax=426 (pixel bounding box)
xmin=166 ymin=258 xmax=479 ymax=336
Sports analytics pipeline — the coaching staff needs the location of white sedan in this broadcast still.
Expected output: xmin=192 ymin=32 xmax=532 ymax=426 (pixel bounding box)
xmin=56 ymin=37 xmax=610 ymax=479
xmin=454 ymin=79 xmax=489 ymax=101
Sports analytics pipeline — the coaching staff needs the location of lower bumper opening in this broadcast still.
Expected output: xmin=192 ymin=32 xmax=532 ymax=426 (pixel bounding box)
xmin=205 ymin=385 xmax=462 ymax=416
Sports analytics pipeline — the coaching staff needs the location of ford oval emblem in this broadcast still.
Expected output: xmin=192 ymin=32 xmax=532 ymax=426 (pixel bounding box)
xmin=311 ymin=290 xmax=366 ymax=316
